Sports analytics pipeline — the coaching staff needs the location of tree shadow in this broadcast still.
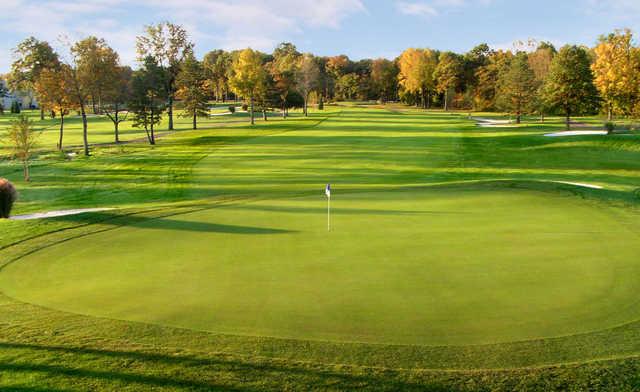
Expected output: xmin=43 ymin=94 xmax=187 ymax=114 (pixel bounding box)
xmin=0 ymin=342 xmax=453 ymax=392
xmin=58 ymin=211 xmax=296 ymax=235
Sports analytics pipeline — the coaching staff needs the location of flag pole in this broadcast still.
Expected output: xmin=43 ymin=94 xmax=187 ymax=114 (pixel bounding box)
xmin=327 ymin=196 xmax=331 ymax=232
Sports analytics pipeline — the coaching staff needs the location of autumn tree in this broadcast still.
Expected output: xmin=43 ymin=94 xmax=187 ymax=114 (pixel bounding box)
xmin=71 ymin=37 xmax=120 ymax=115
xmin=528 ymin=42 xmax=556 ymax=121
xmin=269 ymin=42 xmax=300 ymax=118
xmin=496 ymin=52 xmax=536 ymax=123
xmin=295 ymin=54 xmax=321 ymax=116
xmin=8 ymin=37 xmax=60 ymax=120
xmin=336 ymin=73 xmax=359 ymax=100
xmin=543 ymin=45 xmax=599 ymax=130
xmin=137 ymin=22 xmax=194 ymax=131
xmin=371 ymin=58 xmax=399 ymax=103
xmin=229 ymin=48 xmax=266 ymax=125
xmin=129 ymin=57 xmax=167 ymax=145
xmin=592 ymin=29 xmax=639 ymax=120
xmin=34 ymin=65 xmax=75 ymax=149
xmin=473 ymin=50 xmax=513 ymax=111
xmin=203 ymin=50 xmax=233 ymax=102
xmin=398 ymin=48 xmax=438 ymax=108
xmin=104 ymin=66 xmax=133 ymax=143
xmin=176 ymin=53 xmax=209 ymax=130
xmin=434 ymin=52 xmax=463 ymax=111
xmin=5 ymin=115 xmax=39 ymax=181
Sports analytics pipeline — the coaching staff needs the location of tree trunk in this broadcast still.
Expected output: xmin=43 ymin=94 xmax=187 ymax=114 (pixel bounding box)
xmin=58 ymin=114 xmax=64 ymax=150
xmin=516 ymin=112 xmax=521 ymax=124
xmin=565 ymin=108 xmax=571 ymax=131
xmin=282 ymin=102 xmax=286 ymax=118
xmin=193 ymin=111 xmax=197 ymax=130
xmin=40 ymin=108 xmax=44 ymax=120
xmin=92 ymin=97 xmax=98 ymax=115
xmin=540 ymin=113 xmax=545 ymax=123
xmin=263 ymin=108 xmax=267 ymax=121
xmin=304 ymin=95 xmax=308 ymax=117
xmin=444 ymin=90 xmax=448 ymax=112
xmin=250 ymin=95 xmax=255 ymax=125
xmin=81 ymin=103 xmax=89 ymax=156
xmin=114 ymin=104 xmax=120 ymax=143
xmin=23 ymin=160 xmax=30 ymax=182
xmin=168 ymin=95 xmax=174 ymax=130
xmin=607 ymin=104 xmax=612 ymax=121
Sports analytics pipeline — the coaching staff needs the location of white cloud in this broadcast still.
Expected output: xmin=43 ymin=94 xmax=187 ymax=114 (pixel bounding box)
xmin=396 ymin=0 xmax=492 ymax=18
xmin=0 ymin=0 xmax=365 ymax=72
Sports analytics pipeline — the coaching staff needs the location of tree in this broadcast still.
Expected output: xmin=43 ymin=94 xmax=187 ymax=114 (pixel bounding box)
xmin=496 ymin=52 xmax=536 ymax=123
xmin=269 ymin=43 xmax=300 ymax=118
xmin=473 ymin=50 xmax=513 ymax=111
xmin=203 ymin=50 xmax=233 ymax=102
xmin=34 ymin=65 xmax=75 ymax=149
xmin=295 ymin=54 xmax=321 ymax=116
xmin=104 ymin=66 xmax=133 ymax=143
xmin=336 ymin=73 xmax=359 ymax=100
xmin=528 ymin=42 xmax=556 ymax=121
xmin=229 ymin=48 xmax=267 ymax=125
xmin=71 ymin=37 xmax=120 ymax=115
xmin=176 ymin=53 xmax=209 ymax=130
xmin=129 ymin=57 xmax=167 ymax=145
xmin=8 ymin=37 xmax=60 ymax=120
xmin=5 ymin=115 xmax=39 ymax=181
xmin=543 ymin=45 xmax=600 ymax=130
xmin=137 ymin=22 xmax=194 ymax=131
xmin=0 ymin=178 xmax=17 ymax=219
xmin=371 ymin=58 xmax=399 ymax=103
xmin=434 ymin=52 xmax=463 ymax=111
xmin=398 ymin=48 xmax=437 ymax=108
xmin=592 ymin=29 xmax=639 ymax=120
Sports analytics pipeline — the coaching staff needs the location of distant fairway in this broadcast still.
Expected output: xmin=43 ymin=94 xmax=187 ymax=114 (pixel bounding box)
xmin=3 ymin=184 xmax=640 ymax=346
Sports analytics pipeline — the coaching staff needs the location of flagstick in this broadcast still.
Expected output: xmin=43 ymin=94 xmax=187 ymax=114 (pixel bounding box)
xmin=327 ymin=196 xmax=331 ymax=232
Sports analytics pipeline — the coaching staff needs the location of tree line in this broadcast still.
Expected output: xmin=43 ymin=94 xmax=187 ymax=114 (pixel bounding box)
xmin=4 ymin=24 xmax=640 ymax=157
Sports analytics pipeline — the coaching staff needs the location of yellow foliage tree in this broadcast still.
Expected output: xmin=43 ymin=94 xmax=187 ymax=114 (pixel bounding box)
xmin=34 ymin=65 xmax=75 ymax=150
xmin=397 ymin=48 xmax=437 ymax=108
xmin=229 ymin=48 xmax=266 ymax=125
xmin=592 ymin=29 xmax=639 ymax=120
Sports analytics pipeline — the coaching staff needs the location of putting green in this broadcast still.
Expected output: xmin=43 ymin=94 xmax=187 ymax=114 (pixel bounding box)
xmin=2 ymin=185 xmax=640 ymax=346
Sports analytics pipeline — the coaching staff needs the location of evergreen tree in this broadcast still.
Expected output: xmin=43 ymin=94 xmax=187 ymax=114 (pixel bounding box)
xmin=496 ymin=52 xmax=537 ymax=123
xmin=129 ymin=57 xmax=167 ymax=145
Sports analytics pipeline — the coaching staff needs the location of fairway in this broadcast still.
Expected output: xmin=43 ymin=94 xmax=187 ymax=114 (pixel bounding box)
xmin=3 ymin=185 xmax=640 ymax=346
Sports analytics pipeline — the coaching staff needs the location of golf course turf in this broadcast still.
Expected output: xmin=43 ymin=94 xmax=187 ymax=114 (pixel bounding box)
xmin=1 ymin=106 xmax=640 ymax=390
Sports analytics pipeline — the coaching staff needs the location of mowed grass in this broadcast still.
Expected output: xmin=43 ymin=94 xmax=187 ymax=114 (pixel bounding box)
xmin=1 ymin=105 xmax=640 ymax=390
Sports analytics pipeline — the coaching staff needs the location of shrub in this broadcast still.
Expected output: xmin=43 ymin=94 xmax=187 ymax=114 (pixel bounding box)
xmin=228 ymin=105 xmax=235 ymax=114
xmin=0 ymin=178 xmax=17 ymax=218
xmin=10 ymin=101 xmax=20 ymax=114
xmin=604 ymin=121 xmax=616 ymax=134
xmin=241 ymin=103 xmax=248 ymax=111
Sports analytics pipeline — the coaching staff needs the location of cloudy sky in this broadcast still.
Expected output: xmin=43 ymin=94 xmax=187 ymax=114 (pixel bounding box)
xmin=1 ymin=0 xmax=639 ymax=72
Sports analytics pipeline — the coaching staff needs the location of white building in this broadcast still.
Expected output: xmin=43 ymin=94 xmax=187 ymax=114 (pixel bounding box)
xmin=1 ymin=79 xmax=38 ymax=110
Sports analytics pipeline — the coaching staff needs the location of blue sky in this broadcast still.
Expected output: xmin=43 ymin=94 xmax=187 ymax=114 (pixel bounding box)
xmin=1 ymin=0 xmax=639 ymax=72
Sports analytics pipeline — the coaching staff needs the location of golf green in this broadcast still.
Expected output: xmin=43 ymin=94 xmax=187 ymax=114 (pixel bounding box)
xmin=2 ymin=185 xmax=640 ymax=346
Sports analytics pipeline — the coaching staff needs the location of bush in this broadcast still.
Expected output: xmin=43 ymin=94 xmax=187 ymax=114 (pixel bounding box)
xmin=604 ymin=121 xmax=616 ymax=134
xmin=0 ymin=178 xmax=17 ymax=219
xmin=241 ymin=103 xmax=248 ymax=111
xmin=10 ymin=101 xmax=20 ymax=114
xmin=228 ymin=106 xmax=235 ymax=114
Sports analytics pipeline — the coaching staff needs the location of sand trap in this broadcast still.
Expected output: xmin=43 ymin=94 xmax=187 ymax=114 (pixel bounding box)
xmin=544 ymin=130 xmax=608 ymax=137
xmin=10 ymin=208 xmax=113 ymax=221
xmin=210 ymin=111 xmax=233 ymax=117
xmin=471 ymin=117 xmax=514 ymax=128
xmin=553 ymin=181 xmax=603 ymax=190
